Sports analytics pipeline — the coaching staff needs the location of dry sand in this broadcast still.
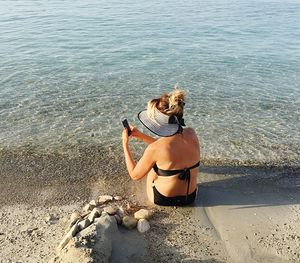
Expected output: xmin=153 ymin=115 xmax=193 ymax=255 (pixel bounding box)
xmin=0 ymin=165 xmax=299 ymax=262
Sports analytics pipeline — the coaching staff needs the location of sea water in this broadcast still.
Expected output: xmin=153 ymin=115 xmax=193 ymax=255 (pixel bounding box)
xmin=0 ymin=0 xmax=299 ymax=175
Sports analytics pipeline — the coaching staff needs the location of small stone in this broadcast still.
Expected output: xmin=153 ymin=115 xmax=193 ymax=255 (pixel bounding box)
xmin=137 ymin=219 xmax=150 ymax=233
xmin=114 ymin=196 xmax=123 ymax=201
xmin=81 ymin=211 xmax=90 ymax=219
xmin=116 ymin=206 xmax=125 ymax=218
xmin=45 ymin=214 xmax=56 ymax=223
xmin=82 ymin=200 xmax=97 ymax=212
xmin=134 ymin=209 xmax=153 ymax=220
xmin=101 ymin=211 xmax=108 ymax=217
xmin=103 ymin=206 xmax=118 ymax=215
xmin=69 ymin=211 xmax=81 ymax=229
xmin=98 ymin=195 xmax=113 ymax=205
xmin=89 ymin=200 xmax=98 ymax=208
xmin=88 ymin=207 xmax=102 ymax=223
xmin=57 ymin=222 xmax=79 ymax=250
xmin=77 ymin=219 xmax=91 ymax=231
xmin=26 ymin=227 xmax=38 ymax=235
xmin=122 ymin=216 xmax=138 ymax=230
xmin=83 ymin=204 xmax=91 ymax=213
xmin=126 ymin=203 xmax=139 ymax=213
xmin=114 ymin=214 xmax=122 ymax=225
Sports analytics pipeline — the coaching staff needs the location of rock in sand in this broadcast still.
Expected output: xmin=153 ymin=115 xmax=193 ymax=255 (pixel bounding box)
xmin=103 ymin=206 xmax=118 ymax=215
xmin=89 ymin=200 xmax=98 ymax=209
xmin=88 ymin=207 xmax=102 ymax=223
xmin=122 ymin=216 xmax=138 ymax=230
xmin=57 ymin=222 xmax=79 ymax=250
xmin=134 ymin=209 xmax=153 ymax=220
xmin=78 ymin=219 xmax=91 ymax=231
xmin=137 ymin=219 xmax=150 ymax=233
xmin=114 ymin=196 xmax=123 ymax=201
xmin=98 ymin=195 xmax=113 ymax=205
xmin=114 ymin=214 xmax=122 ymax=225
xmin=68 ymin=211 xmax=81 ymax=229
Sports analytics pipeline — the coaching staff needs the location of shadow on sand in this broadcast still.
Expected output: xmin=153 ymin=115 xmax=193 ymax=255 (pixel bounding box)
xmin=192 ymin=164 xmax=300 ymax=209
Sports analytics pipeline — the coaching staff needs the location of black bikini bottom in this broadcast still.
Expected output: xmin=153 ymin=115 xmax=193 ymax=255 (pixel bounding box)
xmin=153 ymin=186 xmax=197 ymax=206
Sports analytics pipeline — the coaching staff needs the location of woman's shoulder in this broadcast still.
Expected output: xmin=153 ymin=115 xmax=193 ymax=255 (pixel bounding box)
xmin=183 ymin=127 xmax=200 ymax=145
xmin=183 ymin=127 xmax=197 ymax=135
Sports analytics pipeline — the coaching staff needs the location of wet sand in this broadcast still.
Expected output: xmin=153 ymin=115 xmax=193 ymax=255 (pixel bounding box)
xmin=0 ymin=165 xmax=299 ymax=262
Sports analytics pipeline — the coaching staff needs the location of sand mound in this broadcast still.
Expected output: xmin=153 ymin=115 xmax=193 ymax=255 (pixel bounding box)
xmin=52 ymin=214 xmax=146 ymax=263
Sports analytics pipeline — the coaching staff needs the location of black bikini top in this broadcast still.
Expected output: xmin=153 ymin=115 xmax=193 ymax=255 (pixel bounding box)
xmin=153 ymin=161 xmax=200 ymax=200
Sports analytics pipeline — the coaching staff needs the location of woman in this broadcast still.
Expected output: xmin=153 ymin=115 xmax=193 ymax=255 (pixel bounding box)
xmin=122 ymin=89 xmax=200 ymax=206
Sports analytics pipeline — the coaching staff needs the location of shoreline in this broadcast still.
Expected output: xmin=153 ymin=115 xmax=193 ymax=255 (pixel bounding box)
xmin=0 ymin=166 xmax=299 ymax=262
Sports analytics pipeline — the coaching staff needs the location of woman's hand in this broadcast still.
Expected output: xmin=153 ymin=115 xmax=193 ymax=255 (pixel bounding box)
xmin=122 ymin=125 xmax=141 ymax=145
xmin=129 ymin=125 xmax=142 ymax=139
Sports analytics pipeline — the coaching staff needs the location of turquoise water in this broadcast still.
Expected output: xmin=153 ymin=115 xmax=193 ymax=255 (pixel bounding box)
xmin=0 ymin=0 xmax=300 ymax=168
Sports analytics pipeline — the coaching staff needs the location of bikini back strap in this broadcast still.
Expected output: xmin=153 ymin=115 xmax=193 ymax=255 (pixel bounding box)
xmin=153 ymin=161 xmax=200 ymax=203
xmin=153 ymin=161 xmax=200 ymax=177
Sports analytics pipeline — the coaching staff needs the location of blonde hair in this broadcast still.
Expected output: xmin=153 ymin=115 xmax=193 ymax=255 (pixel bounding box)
xmin=147 ymin=87 xmax=185 ymax=120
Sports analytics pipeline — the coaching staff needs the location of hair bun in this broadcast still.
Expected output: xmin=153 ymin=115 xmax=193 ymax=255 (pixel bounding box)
xmin=168 ymin=89 xmax=185 ymax=109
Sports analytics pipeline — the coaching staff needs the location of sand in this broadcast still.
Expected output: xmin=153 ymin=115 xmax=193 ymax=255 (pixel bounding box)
xmin=0 ymin=165 xmax=299 ymax=262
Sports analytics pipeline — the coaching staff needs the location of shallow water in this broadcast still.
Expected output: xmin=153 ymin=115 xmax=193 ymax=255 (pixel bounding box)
xmin=0 ymin=0 xmax=299 ymax=171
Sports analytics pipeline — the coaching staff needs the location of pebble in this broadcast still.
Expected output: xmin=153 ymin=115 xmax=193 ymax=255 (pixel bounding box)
xmin=122 ymin=216 xmax=138 ymax=230
xmin=45 ymin=214 xmax=56 ymax=223
xmin=26 ymin=227 xmax=38 ymax=235
xmin=114 ymin=214 xmax=122 ymax=225
xmin=78 ymin=219 xmax=91 ymax=231
xmin=83 ymin=204 xmax=92 ymax=213
xmin=98 ymin=195 xmax=113 ymax=205
xmin=116 ymin=206 xmax=125 ymax=218
xmin=69 ymin=211 xmax=81 ymax=229
xmin=114 ymin=196 xmax=123 ymax=201
xmin=134 ymin=209 xmax=153 ymax=220
xmin=57 ymin=222 xmax=79 ymax=250
xmin=137 ymin=219 xmax=150 ymax=233
xmin=103 ymin=206 xmax=118 ymax=215
xmin=88 ymin=207 xmax=102 ymax=223
xmin=89 ymin=200 xmax=98 ymax=209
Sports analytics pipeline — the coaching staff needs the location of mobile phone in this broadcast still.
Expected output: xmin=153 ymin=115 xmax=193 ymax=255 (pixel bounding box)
xmin=121 ymin=118 xmax=131 ymax=136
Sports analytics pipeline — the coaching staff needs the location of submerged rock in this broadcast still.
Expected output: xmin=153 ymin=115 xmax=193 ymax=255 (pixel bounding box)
xmin=122 ymin=216 xmax=138 ymax=230
xmin=137 ymin=219 xmax=150 ymax=233
xmin=134 ymin=209 xmax=153 ymax=220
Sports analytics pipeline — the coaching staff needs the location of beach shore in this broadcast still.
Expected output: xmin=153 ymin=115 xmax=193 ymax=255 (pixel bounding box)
xmin=0 ymin=165 xmax=299 ymax=262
